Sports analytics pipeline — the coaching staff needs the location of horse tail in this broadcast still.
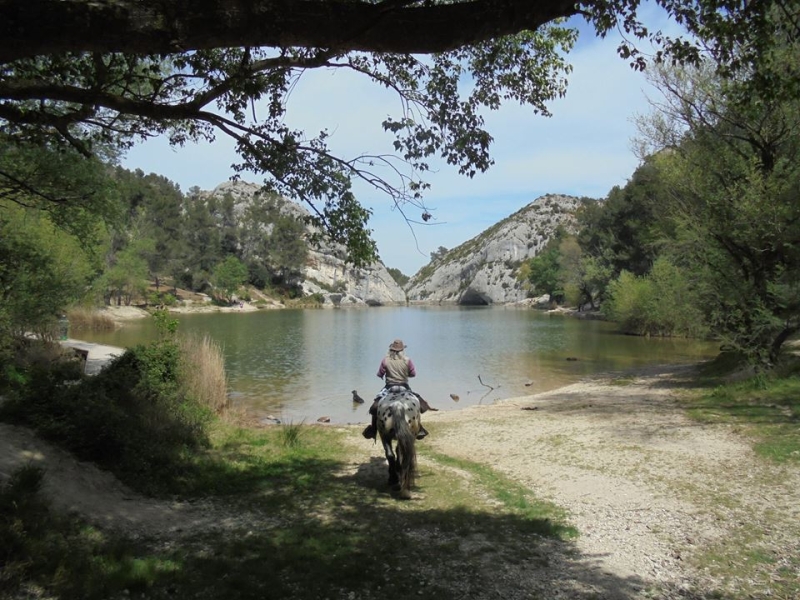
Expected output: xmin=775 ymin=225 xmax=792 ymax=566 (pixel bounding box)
xmin=392 ymin=402 xmax=417 ymax=492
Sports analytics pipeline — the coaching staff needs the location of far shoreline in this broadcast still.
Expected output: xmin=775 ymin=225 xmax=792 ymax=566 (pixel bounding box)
xmin=97 ymin=301 xmax=271 ymax=322
xmin=96 ymin=302 xmax=607 ymax=326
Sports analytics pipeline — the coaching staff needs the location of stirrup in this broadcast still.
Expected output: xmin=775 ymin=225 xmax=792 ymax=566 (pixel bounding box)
xmin=416 ymin=427 xmax=428 ymax=440
xmin=362 ymin=425 xmax=376 ymax=439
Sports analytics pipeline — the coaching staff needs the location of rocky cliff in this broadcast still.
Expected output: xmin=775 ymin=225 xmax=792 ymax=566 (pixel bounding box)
xmin=405 ymin=194 xmax=587 ymax=305
xmin=204 ymin=182 xmax=407 ymax=306
xmin=301 ymin=249 xmax=407 ymax=307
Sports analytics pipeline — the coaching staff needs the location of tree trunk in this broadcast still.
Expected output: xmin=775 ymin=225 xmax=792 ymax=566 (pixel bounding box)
xmin=769 ymin=324 xmax=799 ymax=366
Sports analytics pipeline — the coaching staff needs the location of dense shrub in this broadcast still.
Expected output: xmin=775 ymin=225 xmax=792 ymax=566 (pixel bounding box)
xmin=602 ymin=271 xmax=654 ymax=333
xmin=145 ymin=291 xmax=178 ymax=307
xmin=0 ymin=207 xmax=95 ymax=343
xmin=603 ymin=258 xmax=707 ymax=338
xmin=0 ymin=340 xmax=213 ymax=495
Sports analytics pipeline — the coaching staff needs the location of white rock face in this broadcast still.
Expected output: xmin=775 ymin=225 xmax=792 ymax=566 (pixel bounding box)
xmin=203 ymin=182 xmax=406 ymax=305
xmin=207 ymin=180 xmax=262 ymax=203
xmin=406 ymin=194 xmax=587 ymax=304
xmin=301 ymin=249 xmax=407 ymax=306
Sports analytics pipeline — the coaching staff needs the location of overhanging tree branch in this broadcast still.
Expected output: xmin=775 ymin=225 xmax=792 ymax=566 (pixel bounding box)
xmin=0 ymin=0 xmax=579 ymax=61
xmin=1 ymin=0 xmax=792 ymax=267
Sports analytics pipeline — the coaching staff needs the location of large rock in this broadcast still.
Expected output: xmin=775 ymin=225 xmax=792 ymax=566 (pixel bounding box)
xmin=204 ymin=182 xmax=406 ymax=306
xmin=406 ymin=194 xmax=589 ymax=305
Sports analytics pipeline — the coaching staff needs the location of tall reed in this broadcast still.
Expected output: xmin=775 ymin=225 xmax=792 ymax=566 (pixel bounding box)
xmin=66 ymin=307 xmax=117 ymax=331
xmin=178 ymin=333 xmax=230 ymax=415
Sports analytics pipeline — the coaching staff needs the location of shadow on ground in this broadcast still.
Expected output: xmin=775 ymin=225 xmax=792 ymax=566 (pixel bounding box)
xmin=121 ymin=452 xmax=700 ymax=600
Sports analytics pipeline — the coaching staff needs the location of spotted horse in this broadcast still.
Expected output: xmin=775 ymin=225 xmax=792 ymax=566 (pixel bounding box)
xmin=376 ymin=386 xmax=421 ymax=499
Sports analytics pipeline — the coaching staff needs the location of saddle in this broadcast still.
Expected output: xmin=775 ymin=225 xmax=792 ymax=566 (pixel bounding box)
xmin=373 ymin=385 xmax=434 ymax=413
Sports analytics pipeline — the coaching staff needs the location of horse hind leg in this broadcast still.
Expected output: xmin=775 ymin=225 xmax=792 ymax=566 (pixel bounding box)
xmin=381 ymin=436 xmax=400 ymax=489
xmin=387 ymin=456 xmax=400 ymax=489
xmin=396 ymin=446 xmax=415 ymax=499
xmin=393 ymin=422 xmax=417 ymax=499
xmin=396 ymin=446 xmax=412 ymax=499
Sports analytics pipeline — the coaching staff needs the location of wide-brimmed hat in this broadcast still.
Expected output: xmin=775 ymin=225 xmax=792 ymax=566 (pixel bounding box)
xmin=389 ymin=339 xmax=406 ymax=352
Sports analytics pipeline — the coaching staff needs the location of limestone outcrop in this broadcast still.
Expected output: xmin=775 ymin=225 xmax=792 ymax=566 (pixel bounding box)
xmin=301 ymin=249 xmax=407 ymax=306
xmin=405 ymin=194 xmax=587 ymax=305
xmin=204 ymin=182 xmax=406 ymax=306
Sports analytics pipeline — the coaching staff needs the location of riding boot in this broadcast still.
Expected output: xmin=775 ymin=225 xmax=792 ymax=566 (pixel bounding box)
xmin=362 ymin=411 xmax=378 ymax=439
xmin=416 ymin=425 xmax=429 ymax=440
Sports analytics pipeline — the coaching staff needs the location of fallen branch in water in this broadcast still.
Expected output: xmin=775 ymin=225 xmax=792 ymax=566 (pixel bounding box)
xmin=478 ymin=375 xmax=495 ymax=391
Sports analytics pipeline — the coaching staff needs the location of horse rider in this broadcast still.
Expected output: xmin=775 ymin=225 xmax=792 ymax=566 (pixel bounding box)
xmin=362 ymin=338 xmax=431 ymax=441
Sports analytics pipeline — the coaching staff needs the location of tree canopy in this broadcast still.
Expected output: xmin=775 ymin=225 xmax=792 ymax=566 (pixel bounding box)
xmin=564 ymin=4 xmax=800 ymax=364
xmin=635 ymin=55 xmax=800 ymax=365
xmin=0 ymin=0 xmax=794 ymax=265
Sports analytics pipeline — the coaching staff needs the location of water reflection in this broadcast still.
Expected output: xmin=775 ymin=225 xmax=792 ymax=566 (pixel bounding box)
xmin=79 ymin=307 xmax=718 ymax=424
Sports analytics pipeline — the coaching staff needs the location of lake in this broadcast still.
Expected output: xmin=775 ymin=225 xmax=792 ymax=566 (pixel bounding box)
xmin=79 ymin=306 xmax=718 ymax=424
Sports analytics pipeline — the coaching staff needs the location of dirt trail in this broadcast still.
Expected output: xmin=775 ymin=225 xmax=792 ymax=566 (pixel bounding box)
xmin=2 ymin=364 xmax=798 ymax=598
xmin=0 ymin=424 xmax=223 ymax=537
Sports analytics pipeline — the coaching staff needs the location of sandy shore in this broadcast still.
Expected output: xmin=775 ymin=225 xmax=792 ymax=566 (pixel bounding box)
xmin=99 ymin=299 xmax=277 ymax=322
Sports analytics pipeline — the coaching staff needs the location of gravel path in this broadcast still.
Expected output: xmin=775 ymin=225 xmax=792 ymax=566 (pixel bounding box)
xmin=407 ymin=364 xmax=800 ymax=598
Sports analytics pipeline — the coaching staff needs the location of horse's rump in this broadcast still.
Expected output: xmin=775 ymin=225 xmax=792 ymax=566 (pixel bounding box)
xmin=377 ymin=388 xmax=421 ymax=438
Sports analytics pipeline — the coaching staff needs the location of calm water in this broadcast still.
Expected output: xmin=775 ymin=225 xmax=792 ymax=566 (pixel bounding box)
xmin=80 ymin=307 xmax=718 ymax=424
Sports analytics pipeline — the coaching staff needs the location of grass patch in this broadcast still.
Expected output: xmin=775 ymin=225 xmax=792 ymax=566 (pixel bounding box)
xmin=683 ymin=373 xmax=800 ymax=464
xmin=692 ymin=521 xmax=800 ymax=600
xmin=426 ymin=451 xmax=577 ymax=540
xmin=278 ymin=420 xmax=306 ymax=448
xmin=171 ymin=422 xmax=346 ymax=502
xmin=151 ymin=428 xmax=578 ymax=599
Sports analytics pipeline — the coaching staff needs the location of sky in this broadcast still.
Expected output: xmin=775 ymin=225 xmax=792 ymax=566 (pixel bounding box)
xmin=122 ymin=7 xmax=679 ymax=277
